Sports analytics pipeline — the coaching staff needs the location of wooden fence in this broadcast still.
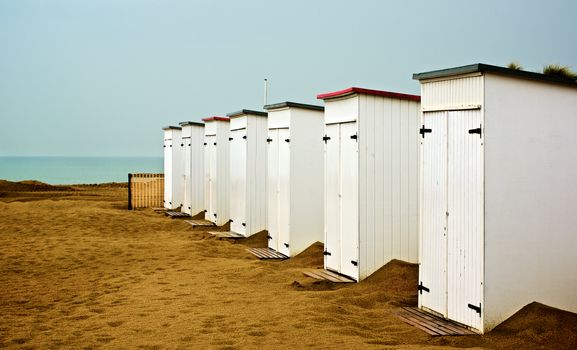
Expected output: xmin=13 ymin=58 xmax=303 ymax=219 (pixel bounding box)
xmin=128 ymin=173 xmax=164 ymax=209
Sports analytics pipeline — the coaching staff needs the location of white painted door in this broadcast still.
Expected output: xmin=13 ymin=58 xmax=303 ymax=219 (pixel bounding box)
xmin=419 ymin=111 xmax=448 ymax=317
xmin=339 ymin=122 xmax=359 ymax=279
xmin=204 ymin=135 xmax=217 ymax=223
xmin=182 ymin=139 xmax=192 ymax=215
xmin=324 ymin=124 xmax=341 ymax=272
xmin=230 ymin=129 xmax=247 ymax=235
xmin=277 ymin=128 xmax=291 ymax=256
xmin=203 ymin=137 xmax=211 ymax=220
xmin=446 ymin=110 xmax=483 ymax=330
xmin=267 ymin=129 xmax=279 ymax=251
xmin=164 ymin=138 xmax=173 ymax=209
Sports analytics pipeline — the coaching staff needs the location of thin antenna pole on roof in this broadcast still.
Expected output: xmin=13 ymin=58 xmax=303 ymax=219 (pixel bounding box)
xmin=264 ymin=78 xmax=268 ymax=107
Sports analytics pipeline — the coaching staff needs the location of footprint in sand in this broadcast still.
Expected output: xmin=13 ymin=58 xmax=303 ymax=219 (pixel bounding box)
xmin=246 ymin=330 xmax=268 ymax=337
xmin=107 ymin=320 xmax=124 ymax=327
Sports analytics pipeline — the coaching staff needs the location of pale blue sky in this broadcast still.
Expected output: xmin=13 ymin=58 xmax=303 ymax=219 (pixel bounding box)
xmin=1 ymin=0 xmax=576 ymax=156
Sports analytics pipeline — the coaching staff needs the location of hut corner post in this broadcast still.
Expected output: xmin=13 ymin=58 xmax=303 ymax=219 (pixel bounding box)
xmin=127 ymin=173 xmax=133 ymax=210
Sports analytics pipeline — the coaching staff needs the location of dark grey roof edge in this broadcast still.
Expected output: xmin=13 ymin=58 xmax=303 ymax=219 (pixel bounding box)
xmin=226 ymin=109 xmax=268 ymax=118
xmin=413 ymin=63 xmax=577 ymax=87
xmin=264 ymin=101 xmax=324 ymax=111
xmin=162 ymin=125 xmax=182 ymax=130
xmin=178 ymin=121 xmax=204 ymax=127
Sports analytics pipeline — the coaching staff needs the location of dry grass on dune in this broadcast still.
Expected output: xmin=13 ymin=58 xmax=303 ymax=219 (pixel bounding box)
xmin=0 ymin=182 xmax=576 ymax=349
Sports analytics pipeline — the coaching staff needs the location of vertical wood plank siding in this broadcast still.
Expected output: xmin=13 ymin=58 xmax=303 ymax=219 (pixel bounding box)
xmin=129 ymin=173 xmax=164 ymax=209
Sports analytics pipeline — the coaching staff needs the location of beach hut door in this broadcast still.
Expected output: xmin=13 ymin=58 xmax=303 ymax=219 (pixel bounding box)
xmin=182 ymin=139 xmax=192 ymax=214
xmin=204 ymin=135 xmax=217 ymax=223
xmin=230 ymin=129 xmax=247 ymax=235
xmin=203 ymin=136 xmax=211 ymax=221
xmin=267 ymin=129 xmax=280 ymax=251
xmin=324 ymin=122 xmax=358 ymax=278
xmin=164 ymin=138 xmax=173 ymax=209
xmin=419 ymin=111 xmax=448 ymax=317
xmin=339 ymin=122 xmax=359 ymax=279
xmin=324 ymin=124 xmax=341 ymax=272
xmin=446 ymin=110 xmax=483 ymax=330
xmin=277 ymin=128 xmax=291 ymax=256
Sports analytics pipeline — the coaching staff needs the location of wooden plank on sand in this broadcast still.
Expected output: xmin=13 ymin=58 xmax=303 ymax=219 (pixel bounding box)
xmin=302 ymin=269 xmax=355 ymax=283
xmin=395 ymin=307 xmax=477 ymax=336
xmin=246 ymin=248 xmax=288 ymax=260
xmin=185 ymin=219 xmax=215 ymax=228
xmin=210 ymin=231 xmax=244 ymax=238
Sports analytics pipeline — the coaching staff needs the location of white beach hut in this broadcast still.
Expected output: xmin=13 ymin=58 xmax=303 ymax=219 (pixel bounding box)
xmin=264 ymin=102 xmax=324 ymax=257
xmin=179 ymin=121 xmax=205 ymax=216
xmin=163 ymin=126 xmax=183 ymax=210
xmin=317 ymin=87 xmax=421 ymax=282
xmin=227 ymin=109 xmax=268 ymax=237
xmin=413 ymin=63 xmax=577 ymax=333
xmin=203 ymin=116 xmax=230 ymax=226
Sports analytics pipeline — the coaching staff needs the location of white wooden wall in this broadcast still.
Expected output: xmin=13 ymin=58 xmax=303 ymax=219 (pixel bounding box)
xmin=163 ymin=128 xmax=183 ymax=210
xmin=483 ymin=73 xmax=577 ymax=332
xmin=289 ymin=108 xmax=324 ymax=256
xmin=421 ymin=74 xmax=483 ymax=111
xmin=357 ymin=94 xmax=420 ymax=281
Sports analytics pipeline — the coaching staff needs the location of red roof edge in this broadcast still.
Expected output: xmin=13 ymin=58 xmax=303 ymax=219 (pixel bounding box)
xmin=201 ymin=116 xmax=230 ymax=122
xmin=317 ymin=87 xmax=421 ymax=102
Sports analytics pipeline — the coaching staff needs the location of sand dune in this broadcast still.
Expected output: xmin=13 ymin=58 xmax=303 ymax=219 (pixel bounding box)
xmin=0 ymin=183 xmax=576 ymax=349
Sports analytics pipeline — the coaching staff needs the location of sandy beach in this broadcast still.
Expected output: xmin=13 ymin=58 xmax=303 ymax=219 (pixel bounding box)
xmin=1 ymin=180 xmax=576 ymax=349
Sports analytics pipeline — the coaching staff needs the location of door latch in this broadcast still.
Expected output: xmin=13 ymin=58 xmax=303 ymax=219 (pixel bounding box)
xmin=418 ymin=281 xmax=430 ymax=294
xmin=419 ymin=125 xmax=432 ymax=138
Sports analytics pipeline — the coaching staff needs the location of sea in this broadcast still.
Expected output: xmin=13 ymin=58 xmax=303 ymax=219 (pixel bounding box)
xmin=0 ymin=156 xmax=163 ymax=185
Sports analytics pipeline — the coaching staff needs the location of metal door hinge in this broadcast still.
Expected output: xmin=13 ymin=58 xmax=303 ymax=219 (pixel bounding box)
xmin=242 ymin=222 xmax=246 ymax=227
xmin=350 ymin=134 xmax=357 ymax=140
xmin=203 ymin=142 xmax=207 ymax=146
xmin=213 ymin=213 xmax=217 ymax=217
xmin=284 ymin=139 xmax=290 ymax=143
xmin=350 ymin=260 xmax=358 ymax=266
xmin=229 ymin=137 xmax=233 ymax=141
xmin=242 ymin=135 xmax=247 ymax=140
xmin=188 ymin=143 xmax=191 ymax=146
xmin=284 ymin=243 xmax=289 ymax=248
xmin=418 ymin=281 xmax=430 ymax=294
xmin=188 ymin=206 xmax=191 ymax=209
xmin=468 ymin=125 xmax=482 ymax=138
xmin=213 ymin=142 xmax=217 ymax=146
xmin=323 ymin=135 xmax=331 ymax=143
xmin=468 ymin=303 xmax=482 ymax=316
xmin=323 ymin=250 xmax=331 ymax=256
xmin=170 ymin=145 xmax=172 ymax=147
xmin=419 ymin=125 xmax=432 ymax=138
xmin=163 ymin=145 xmax=166 ymax=148
xmin=266 ymin=138 xmax=272 ymax=143
xmin=181 ymin=143 xmax=184 ymax=147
